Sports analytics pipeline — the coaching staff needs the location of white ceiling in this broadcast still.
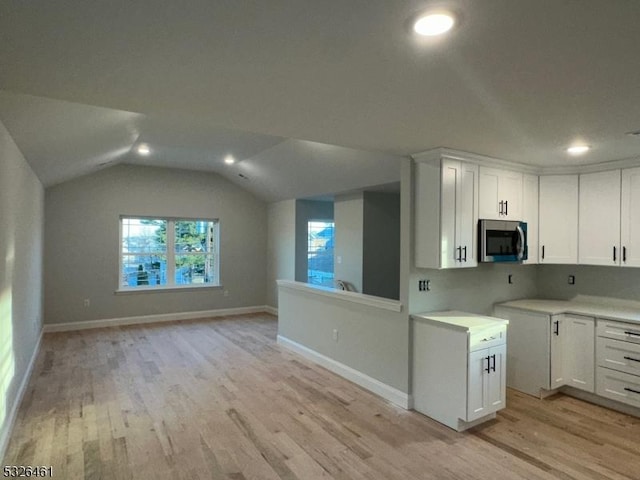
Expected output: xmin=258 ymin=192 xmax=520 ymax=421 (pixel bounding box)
xmin=2 ymin=1 xmax=640 ymax=198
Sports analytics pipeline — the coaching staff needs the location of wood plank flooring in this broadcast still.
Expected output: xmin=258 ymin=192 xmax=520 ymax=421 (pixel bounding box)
xmin=4 ymin=313 xmax=640 ymax=479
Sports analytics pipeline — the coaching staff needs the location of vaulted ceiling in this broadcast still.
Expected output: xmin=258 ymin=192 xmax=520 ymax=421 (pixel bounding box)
xmin=1 ymin=1 xmax=640 ymax=200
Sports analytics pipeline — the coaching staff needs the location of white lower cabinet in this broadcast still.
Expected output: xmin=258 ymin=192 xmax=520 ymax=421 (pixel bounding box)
xmin=596 ymin=368 xmax=640 ymax=408
xmin=564 ymin=314 xmax=596 ymax=391
xmin=495 ymin=300 xmax=640 ymax=416
xmin=468 ymin=344 xmax=506 ymax=421
xmin=596 ymin=318 xmax=640 ymax=408
xmin=412 ymin=312 xmax=508 ymax=431
xmin=494 ymin=306 xmax=594 ymax=396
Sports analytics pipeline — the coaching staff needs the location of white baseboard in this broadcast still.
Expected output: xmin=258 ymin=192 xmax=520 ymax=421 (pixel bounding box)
xmin=277 ymin=335 xmax=410 ymax=409
xmin=0 ymin=329 xmax=43 ymax=462
xmin=264 ymin=305 xmax=278 ymax=316
xmin=43 ymin=305 xmax=273 ymax=333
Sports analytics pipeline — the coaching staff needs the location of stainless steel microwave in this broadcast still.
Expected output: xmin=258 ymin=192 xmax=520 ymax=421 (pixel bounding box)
xmin=478 ymin=219 xmax=527 ymax=263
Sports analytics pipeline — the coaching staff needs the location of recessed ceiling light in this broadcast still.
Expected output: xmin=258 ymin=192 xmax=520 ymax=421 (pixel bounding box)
xmin=137 ymin=144 xmax=151 ymax=156
xmin=566 ymin=145 xmax=591 ymax=156
xmin=224 ymin=155 xmax=235 ymax=165
xmin=413 ymin=12 xmax=456 ymax=36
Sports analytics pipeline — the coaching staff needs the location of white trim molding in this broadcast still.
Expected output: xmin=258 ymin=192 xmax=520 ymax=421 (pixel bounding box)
xmin=264 ymin=305 xmax=278 ymax=316
xmin=43 ymin=305 xmax=273 ymax=332
xmin=412 ymin=146 xmax=640 ymax=176
xmin=0 ymin=330 xmax=43 ymax=462
xmin=412 ymin=147 xmax=539 ymax=174
xmin=277 ymin=335 xmax=410 ymax=409
xmin=276 ymin=280 xmax=402 ymax=313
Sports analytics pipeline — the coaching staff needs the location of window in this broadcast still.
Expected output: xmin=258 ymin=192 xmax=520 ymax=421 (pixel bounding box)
xmin=307 ymin=220 xmax=334 ymax=287
xmin=120 ymin=217 xmax=219 ymax=289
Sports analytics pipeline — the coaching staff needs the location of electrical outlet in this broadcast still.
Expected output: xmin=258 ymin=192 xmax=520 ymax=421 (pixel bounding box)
xmin=223 ymin=290 xmax=229 ymax=297
xmin=568 ymin=275 xmax=575 ymax=285
xmin=418 ymin=279 xmax=430 ymax=291
xmin=83 ymin=298 xmax=90 ymax=307
xmin=332 ymin=329 xmax=339 ymax=342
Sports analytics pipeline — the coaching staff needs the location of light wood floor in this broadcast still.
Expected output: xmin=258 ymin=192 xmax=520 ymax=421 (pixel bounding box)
xmin=4 ymin=314 xmax=640 ymax=479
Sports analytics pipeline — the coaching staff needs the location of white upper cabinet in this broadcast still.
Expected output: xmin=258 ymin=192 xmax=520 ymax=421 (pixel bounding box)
xmin=479 ymin=167 xmax=523 ymax=220
xmin=539 ymin=175 xmax=578 ymax=264
xmin=414 ymin=148 xmax=640 ymax=270
xmin=522 ymin=174 xmax=539 ymax=264
xmin=621 ymin=166 xmax=640 ymax=267
xmin=579 ymin=170 xmax=621 ymax=266
xmin=415 ymin=158 xmax=478 ymax=269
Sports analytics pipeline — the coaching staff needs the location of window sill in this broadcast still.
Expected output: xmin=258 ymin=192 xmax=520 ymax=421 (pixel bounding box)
xmin=115 ymin=285 xmax=224 ymax=295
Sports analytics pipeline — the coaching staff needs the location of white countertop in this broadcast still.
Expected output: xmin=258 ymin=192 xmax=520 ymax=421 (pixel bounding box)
xmin=412 ymin=310 xmax=509 ymax=332
xmin=496 ymin=296 xmax=640 ymax=324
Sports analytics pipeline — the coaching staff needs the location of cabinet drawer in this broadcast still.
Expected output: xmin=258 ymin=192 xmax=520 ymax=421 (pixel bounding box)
xmin=470 ymin=325 xmax=506 ymax=352
xmin=597 ymin=336 xmax=640 ymax=376
xmin=597 ymin=319 xmax=640 ymax=344
xmin=596 ymin=367 xmax=640 ymax=408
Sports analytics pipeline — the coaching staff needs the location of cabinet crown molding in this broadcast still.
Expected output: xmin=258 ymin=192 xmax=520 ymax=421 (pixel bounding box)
xmin=411 ymin=147 xmax=640 ymax=176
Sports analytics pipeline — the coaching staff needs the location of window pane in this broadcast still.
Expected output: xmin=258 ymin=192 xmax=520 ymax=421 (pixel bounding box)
xmin=122 ymin=218 xmax=167 ymax=253
xmin=175 ymin=220 xmax=216 ymax=253
xmin=307 ymin=221 xmax=334 ymax=287
xmin=175 ymin=254 xmax=215 ymax=285
xmin=122 ymin=254 xmax=167 ymax=287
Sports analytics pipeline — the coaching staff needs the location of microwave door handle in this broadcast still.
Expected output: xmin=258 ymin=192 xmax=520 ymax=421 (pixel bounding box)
xmin=516 ymin=225 xmax=525 ymax=260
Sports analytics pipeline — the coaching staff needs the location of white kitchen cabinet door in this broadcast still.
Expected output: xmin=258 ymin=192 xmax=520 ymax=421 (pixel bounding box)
xmin=415 ymin=158 xmax=478 ymax=269
xmin=494 ymin=306 xmax=550 ymax=396
xmin=440 ymin=160 xmax=459 ymax=268
xmin=467 ymin=345 xmax=506 ymax=421
xmin=564 ymin=314 xmax=595 ymax=392
xmin=486 ymin=344 xmax=507 ymax=410
xmin=579 ymin=170 xmax=621 ymax=266
xmin=621 ymin=166 xmax=640 ymax=267
xmin=467 ymin=348 xmax=490 ymax=421
xmin=479 ymin=167 xmax=522 ymax=220
xmin=458 ymin=162 xmax=478 ymax=267
xmin=522 ymin=174 xmax=539 ymax=264
xmin=550 ymin=315 xmax=567 ymax=389
xmin=539 ymin=175 xmax=578 ymax=264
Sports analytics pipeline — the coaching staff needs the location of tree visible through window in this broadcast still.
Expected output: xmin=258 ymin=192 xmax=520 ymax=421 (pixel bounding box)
xmin=120 ymin=217 xmax=219 ymax=289
xmin=307 ymin=220 xmax=334 ymax=287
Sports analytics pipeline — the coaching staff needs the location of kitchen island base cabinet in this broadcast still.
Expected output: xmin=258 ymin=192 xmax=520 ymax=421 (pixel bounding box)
xmin=468 ymin=344 xmax=506 ymax=421
xmin=412 ymin=311 xmax=508 ymax=432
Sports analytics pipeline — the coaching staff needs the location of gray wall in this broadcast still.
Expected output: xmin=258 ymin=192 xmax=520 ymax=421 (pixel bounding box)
xmin=0 ymin=121 xmax=44 ymax=455
xmin=409 ymin=264 xmax=538 ymax=315
xmin=362 ymin=192 xmax=400 ymax=300
xmin=266 ymin=200 xmax=296 ymax=308
xmin=537 ymin=264 xmax=640 ymax=301
xmin=44 ymin=164 xmax=267 ymax=325
xmin=334 ymin=193 xmax=364 ymax=292
xmin=278 ymin=287 xmax=408 ymax=392
xmin=294 ymin=200 xmax=334 ymax=283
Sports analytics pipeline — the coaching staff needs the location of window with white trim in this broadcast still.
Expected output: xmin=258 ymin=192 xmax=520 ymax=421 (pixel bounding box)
xmin=120 ymin=217 xmax=220 ymax=289
xmin=307 ymin=220 xmax=334 ymax=287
